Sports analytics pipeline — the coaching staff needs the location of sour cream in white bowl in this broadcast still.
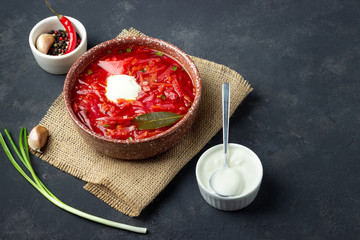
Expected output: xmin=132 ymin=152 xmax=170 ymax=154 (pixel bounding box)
xmin=196 ymin=143 xmax=263 ymax=211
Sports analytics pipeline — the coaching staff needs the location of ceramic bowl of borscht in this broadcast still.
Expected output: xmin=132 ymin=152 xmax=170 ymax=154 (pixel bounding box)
xmin=63 ymin=36 xmax=201 ymax=160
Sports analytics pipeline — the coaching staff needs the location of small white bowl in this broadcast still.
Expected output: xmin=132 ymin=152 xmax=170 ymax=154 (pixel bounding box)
xmin=195 ymin=143 xmax=263 ymax=211
xmin=29 ymin=16 xmax=87 ymax=74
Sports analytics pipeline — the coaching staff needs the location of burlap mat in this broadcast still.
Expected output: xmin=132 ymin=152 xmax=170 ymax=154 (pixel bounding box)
xmin=35 ymin=28 xmax=252 ymax=217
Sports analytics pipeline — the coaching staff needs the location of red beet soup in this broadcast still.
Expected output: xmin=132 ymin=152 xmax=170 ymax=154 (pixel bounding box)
xmin=71 ymin=46 xmax=195 ymax=140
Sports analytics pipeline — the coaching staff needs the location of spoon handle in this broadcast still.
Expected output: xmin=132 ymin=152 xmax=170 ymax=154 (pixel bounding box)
xmin=223 ymin=83 xmax=230 ymax=166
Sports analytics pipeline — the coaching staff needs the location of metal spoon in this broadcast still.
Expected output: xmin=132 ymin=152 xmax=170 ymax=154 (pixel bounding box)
xmin=209 ymin=83 xmax=242 ymax=197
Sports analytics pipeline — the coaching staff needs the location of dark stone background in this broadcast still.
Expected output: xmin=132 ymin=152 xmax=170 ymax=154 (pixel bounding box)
xmin=1 ymin=0 xmax=359 ymax=239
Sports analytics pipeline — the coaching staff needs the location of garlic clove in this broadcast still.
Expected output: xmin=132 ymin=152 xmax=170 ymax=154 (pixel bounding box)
xmin=28 ymin=125 xmax=49 ymax=153
xmin=35 ymin=33 xmax=55 ymax=54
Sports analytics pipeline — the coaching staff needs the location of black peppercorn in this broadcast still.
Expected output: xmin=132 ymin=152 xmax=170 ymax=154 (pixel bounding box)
xmin=46 ymin=29 xmax=81 ymax=56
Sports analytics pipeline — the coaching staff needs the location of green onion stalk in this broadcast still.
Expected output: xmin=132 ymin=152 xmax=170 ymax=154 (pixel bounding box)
xmin=0 ymin=128 xmax=147 ymax=234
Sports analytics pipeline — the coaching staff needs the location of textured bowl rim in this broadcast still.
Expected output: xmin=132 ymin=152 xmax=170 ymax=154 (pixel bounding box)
xmin=195 ymin=143 xmax=263 ymax=200
xmin=63 ymin=36 xmax=201 ymax=145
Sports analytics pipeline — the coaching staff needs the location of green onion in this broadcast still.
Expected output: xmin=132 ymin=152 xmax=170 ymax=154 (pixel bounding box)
xmin=161 ymin=95 xmax=166 ymax=100
xmin=126 ymin=48 xmax=131 ymax=53
xmin=103 ymin=124 xmax=110 ymax=128
xmin=106 ymin=50 xmax=112 ymax=54
xmin=118 ymin=50 xmax=123 ymax=54
xmin=171 ymin=66 xmax=178 ymax=71
xmin=155 ymin=51 xmax=163 ymax=56
xmin=0 ymin=128 xmax=147 ymax=234
xmin=140 ymin=68 xmax=146 ymax=72
xmin=87 ymin=69 xmax=93 ymax=75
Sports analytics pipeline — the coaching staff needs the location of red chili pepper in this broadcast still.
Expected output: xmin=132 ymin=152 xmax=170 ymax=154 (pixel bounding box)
xmin=45 ymin=0 xmax=77 ymax=54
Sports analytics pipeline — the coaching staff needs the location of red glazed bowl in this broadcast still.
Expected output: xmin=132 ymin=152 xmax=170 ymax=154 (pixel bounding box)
xmin=63 ymin=36 xmax=201 ymax=160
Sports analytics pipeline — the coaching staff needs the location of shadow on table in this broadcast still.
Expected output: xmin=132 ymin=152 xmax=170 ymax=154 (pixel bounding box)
xmin=240 ymin=174 xmax=284 ymax=214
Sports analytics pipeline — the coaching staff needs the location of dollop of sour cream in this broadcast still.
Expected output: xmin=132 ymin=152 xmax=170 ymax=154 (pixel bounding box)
xmin=105 ymin=74 xmax=141 ymax=102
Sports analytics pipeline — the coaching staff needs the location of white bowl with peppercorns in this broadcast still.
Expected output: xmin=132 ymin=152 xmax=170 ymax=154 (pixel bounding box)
xmin=29 ymin=16 xmax=87 ymax=74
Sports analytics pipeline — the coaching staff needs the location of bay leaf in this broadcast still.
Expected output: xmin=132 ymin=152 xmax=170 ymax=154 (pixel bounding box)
xmin=132 ymin=112 xmax=183 ymax=130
